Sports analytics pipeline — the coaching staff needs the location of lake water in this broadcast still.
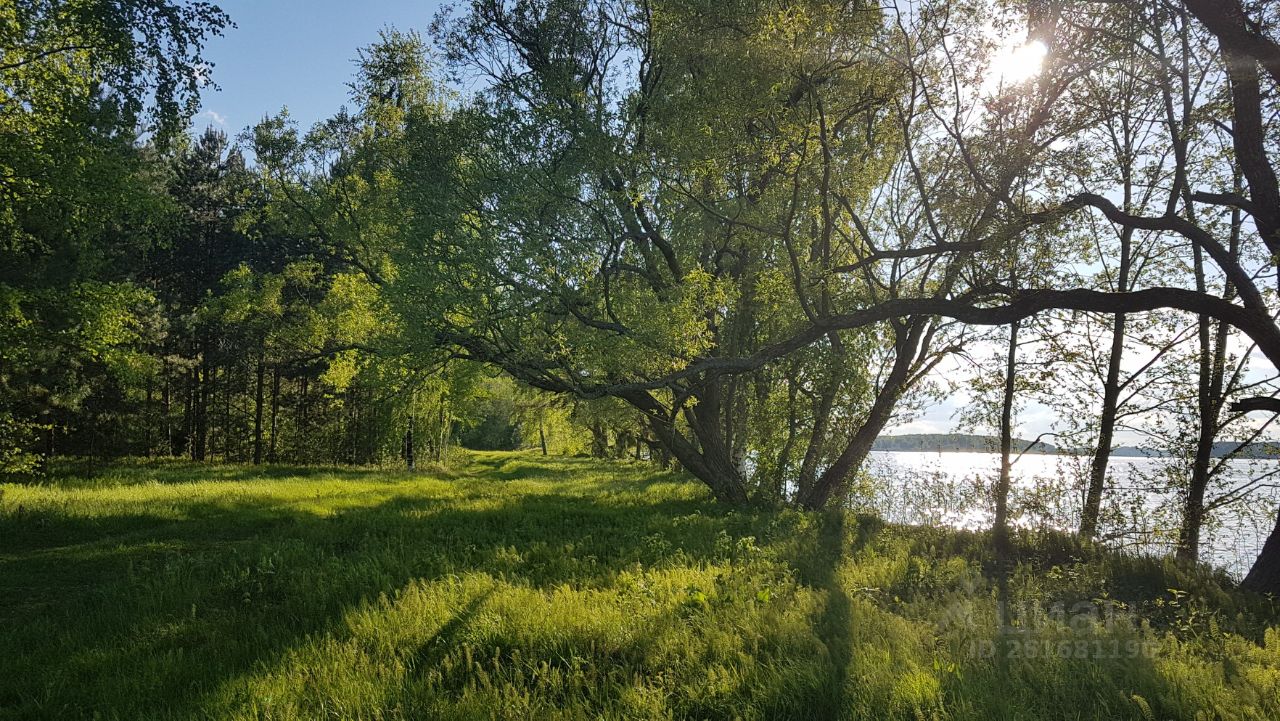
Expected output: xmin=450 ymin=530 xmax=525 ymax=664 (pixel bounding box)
xmin=860 ymin=451 xmax=1280 ymax=578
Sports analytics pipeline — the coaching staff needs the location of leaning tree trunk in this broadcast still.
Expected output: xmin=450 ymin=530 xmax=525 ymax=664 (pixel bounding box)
xmin=1241 ymin=510 xmax=1280 ymax=594
xmin=619 ymin=388 xmax=750 ymax=505
xmin=798 ymin=319 xmax=929 ymax=510
xmin=1082 ymin=224 xmax=1133 ymax=538
xmin=993 ymin=319 xmax=1020 ymax=555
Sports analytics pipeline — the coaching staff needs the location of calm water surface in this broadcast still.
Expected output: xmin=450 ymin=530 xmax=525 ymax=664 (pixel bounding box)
xmin=864 ymin=450 xmax=1280 ymax=578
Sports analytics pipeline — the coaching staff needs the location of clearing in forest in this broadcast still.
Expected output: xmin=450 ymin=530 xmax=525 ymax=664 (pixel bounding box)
xmin=1 ymin=452 xmax=1277 ymax=720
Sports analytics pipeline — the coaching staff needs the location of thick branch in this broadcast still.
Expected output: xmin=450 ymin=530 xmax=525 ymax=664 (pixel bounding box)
xmin=1230 ymin=397 xmax=1280 ymax=414
xmin=1183 ymin=0 xmax=1280 ymax=88
xmin=1041 ymin=193 xmax=1268 ymax=311
xmin=470 ymin=287 xmax=1280 ymax=403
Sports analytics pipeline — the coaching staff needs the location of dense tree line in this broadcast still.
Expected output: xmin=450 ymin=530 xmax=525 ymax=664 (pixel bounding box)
xmin=5 ymin=0 xmax=1280 ymax=593
xmin=0 ymin=6 xmax=663 ymax=470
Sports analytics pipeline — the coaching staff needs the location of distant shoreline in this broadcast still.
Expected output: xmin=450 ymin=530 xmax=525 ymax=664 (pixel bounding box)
xmin=872 ymin=434 xmax=1280 ymax=459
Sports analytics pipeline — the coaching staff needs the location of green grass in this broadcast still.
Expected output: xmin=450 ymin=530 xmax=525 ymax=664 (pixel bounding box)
xmin=1 ymin=452 xmax=1277 ymax=720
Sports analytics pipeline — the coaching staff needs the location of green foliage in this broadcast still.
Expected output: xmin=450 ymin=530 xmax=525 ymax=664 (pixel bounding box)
xmin=1 ymin=453 xmax=1277 ymax=719
xmin=396 ymin=0 xmax=912 ymax=503
xmin=0 ymin=1 xmax=229 ymax=469
xmin=0 ymin=25 xmax=486 ymax=471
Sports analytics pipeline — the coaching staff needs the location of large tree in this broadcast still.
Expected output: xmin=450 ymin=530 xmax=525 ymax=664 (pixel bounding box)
xmin=401 ymin=0 xmax=977 ymax=506
xmin=403 ymin=0 xmax=1280 ymax=589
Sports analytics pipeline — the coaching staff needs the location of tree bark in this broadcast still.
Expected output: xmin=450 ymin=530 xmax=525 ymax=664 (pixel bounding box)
xmin=1081 ymin=312 xmax=1124 ymax=538
xmin=1241 ymin=510 xmax=1280 ymax=594
xmin=589 ymin=421 xmax=608 ymax=458
xmin=144 ymin=375 xmax=154 ymax=458
xmin=268 ymin=367 xmax=280 ymax=462
xmin=1177 ymin=311 xmax=1218 ymax=564
xmin=222 ymin=364 xmax=232 ymax=462
xmin=162 ymin=362 xmax=172 ymax=456
xmin=1176 ymin=178 xmax=1241 ymax=562
xmin=1081 ymin=217 xmax=1134 ymax=538
xmin=798 ymin=319 xmax=929 ymax=510
xmin=994 ymin=319 xmax=1020 ymax=555
xmin=194 ymin=359 xmax=209 ymax=462
xmin=795 ymin=351 xmax=843 ymax=500
xmin=619 ymin=389 xmax=750 ymax=504
xmin=405 ymin=410 xmax=415 ymax=471
xmin=253 ymin=349 xmax=266 ymax=465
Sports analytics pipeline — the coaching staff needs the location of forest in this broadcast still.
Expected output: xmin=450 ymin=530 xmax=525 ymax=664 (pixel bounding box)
xmin=3 ymin=1 xmax=1280 ymax=718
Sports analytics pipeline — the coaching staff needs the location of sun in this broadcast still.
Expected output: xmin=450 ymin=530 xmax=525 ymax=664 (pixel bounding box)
xmin=986 ymin=39 xmax=1048 ymax=90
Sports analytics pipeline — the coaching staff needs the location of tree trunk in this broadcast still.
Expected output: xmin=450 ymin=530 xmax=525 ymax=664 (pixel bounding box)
xmin=683 ymin=400 xmax=752 ymax=504
xmin=611 ymin=388 xmax=751 ymax=504
xmin=144 ymin=375 xmax=154 ymax=458
xmin=253 ymin=350 xmax=266 ymax=465
xmin=194 ymin=359 xmax=210 ymax=462
xmin=657 ymin=424 xmax=749 ymax=504
xmin=1178 ymin=420 xmax=1215 ymax=563
xmin=1178 ymin=230 xmax=1232 ymax=562
xmin=1241 ymin=509 xmax=1280 ymax=594
xmin=222 ymin=364 xmax=232 ymax=462
xmin=179 ymin=366 xmax=193 ymax=458
xmin=994 ymin=319 xmax=1020 ymax=554
xmin=299 ymin=376 xmax=309 ymax=439
xmin=268 ymin=367 xmax=280 ymax=462
xmin=438 ymin=401 xmax=449 ymax=463
xmin=1081 ymin=224 xmax=1133 ymax=538
xmin=798 ymin=320 xmax=928 ymax=510
xmin=1179 ymin=280 xmax=1215 ymax=563
xmin=162 ymin=363 xmax=174 ymax=456
xmin=795 ymin=353 xmax=843 ymax=500
xmin=1080 ymin=312 xmax=1123 ymax=538
xmin=405 ymin=411 xmax=415 ymax=471
xmin=590 ymin=422 xmax=609 ymax=458
xmin=538 ymin=422 xmax=548 ymax=456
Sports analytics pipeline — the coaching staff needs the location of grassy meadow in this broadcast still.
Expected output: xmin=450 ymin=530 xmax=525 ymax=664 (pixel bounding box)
xmin=1 ymin=452 xmax=1278 ymax=720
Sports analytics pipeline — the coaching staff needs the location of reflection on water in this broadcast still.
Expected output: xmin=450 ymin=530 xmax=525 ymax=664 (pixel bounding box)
xmin=861 ymin=450 xmax=1280 ymax=578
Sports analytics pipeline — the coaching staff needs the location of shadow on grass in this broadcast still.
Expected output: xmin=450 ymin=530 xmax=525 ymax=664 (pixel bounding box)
xmin=0 ymin=472 xmax=776 ymax=719
xmin=14 ymin=458 xmax=416 ymax=488
xmin=4 ymin=457 xmax=1266 ymax=720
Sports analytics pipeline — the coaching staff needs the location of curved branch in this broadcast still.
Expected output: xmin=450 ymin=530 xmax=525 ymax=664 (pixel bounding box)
xmin=1230 ymin=397 xmax=1280 ymax=414
xmin=472 ymin=287 xmax=1280 ymax=403
xmin=1037 ymin=193 xmax=1268 ymax=311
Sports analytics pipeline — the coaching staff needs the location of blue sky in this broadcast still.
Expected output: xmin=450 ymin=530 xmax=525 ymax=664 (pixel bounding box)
xmin=196 ymin=1 xmax=447 ymax=136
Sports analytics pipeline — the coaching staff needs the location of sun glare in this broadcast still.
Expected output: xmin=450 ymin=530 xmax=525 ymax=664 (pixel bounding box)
xmin=986 ymin=39 xmax=1048 ymax=90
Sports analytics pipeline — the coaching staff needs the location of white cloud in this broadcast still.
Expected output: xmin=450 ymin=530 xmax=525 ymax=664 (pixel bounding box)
xmin=200 ymin=109 xmax=227 ymax=127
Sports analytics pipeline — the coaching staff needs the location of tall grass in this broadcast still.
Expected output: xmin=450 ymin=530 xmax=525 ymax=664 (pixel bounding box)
xmin=1 ymin=452 xmax=1277 ymax=720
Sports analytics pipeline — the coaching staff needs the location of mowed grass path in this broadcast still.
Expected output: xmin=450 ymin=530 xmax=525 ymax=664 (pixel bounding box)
xmin=1 ymin=453 xmax=1278 ymax=720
